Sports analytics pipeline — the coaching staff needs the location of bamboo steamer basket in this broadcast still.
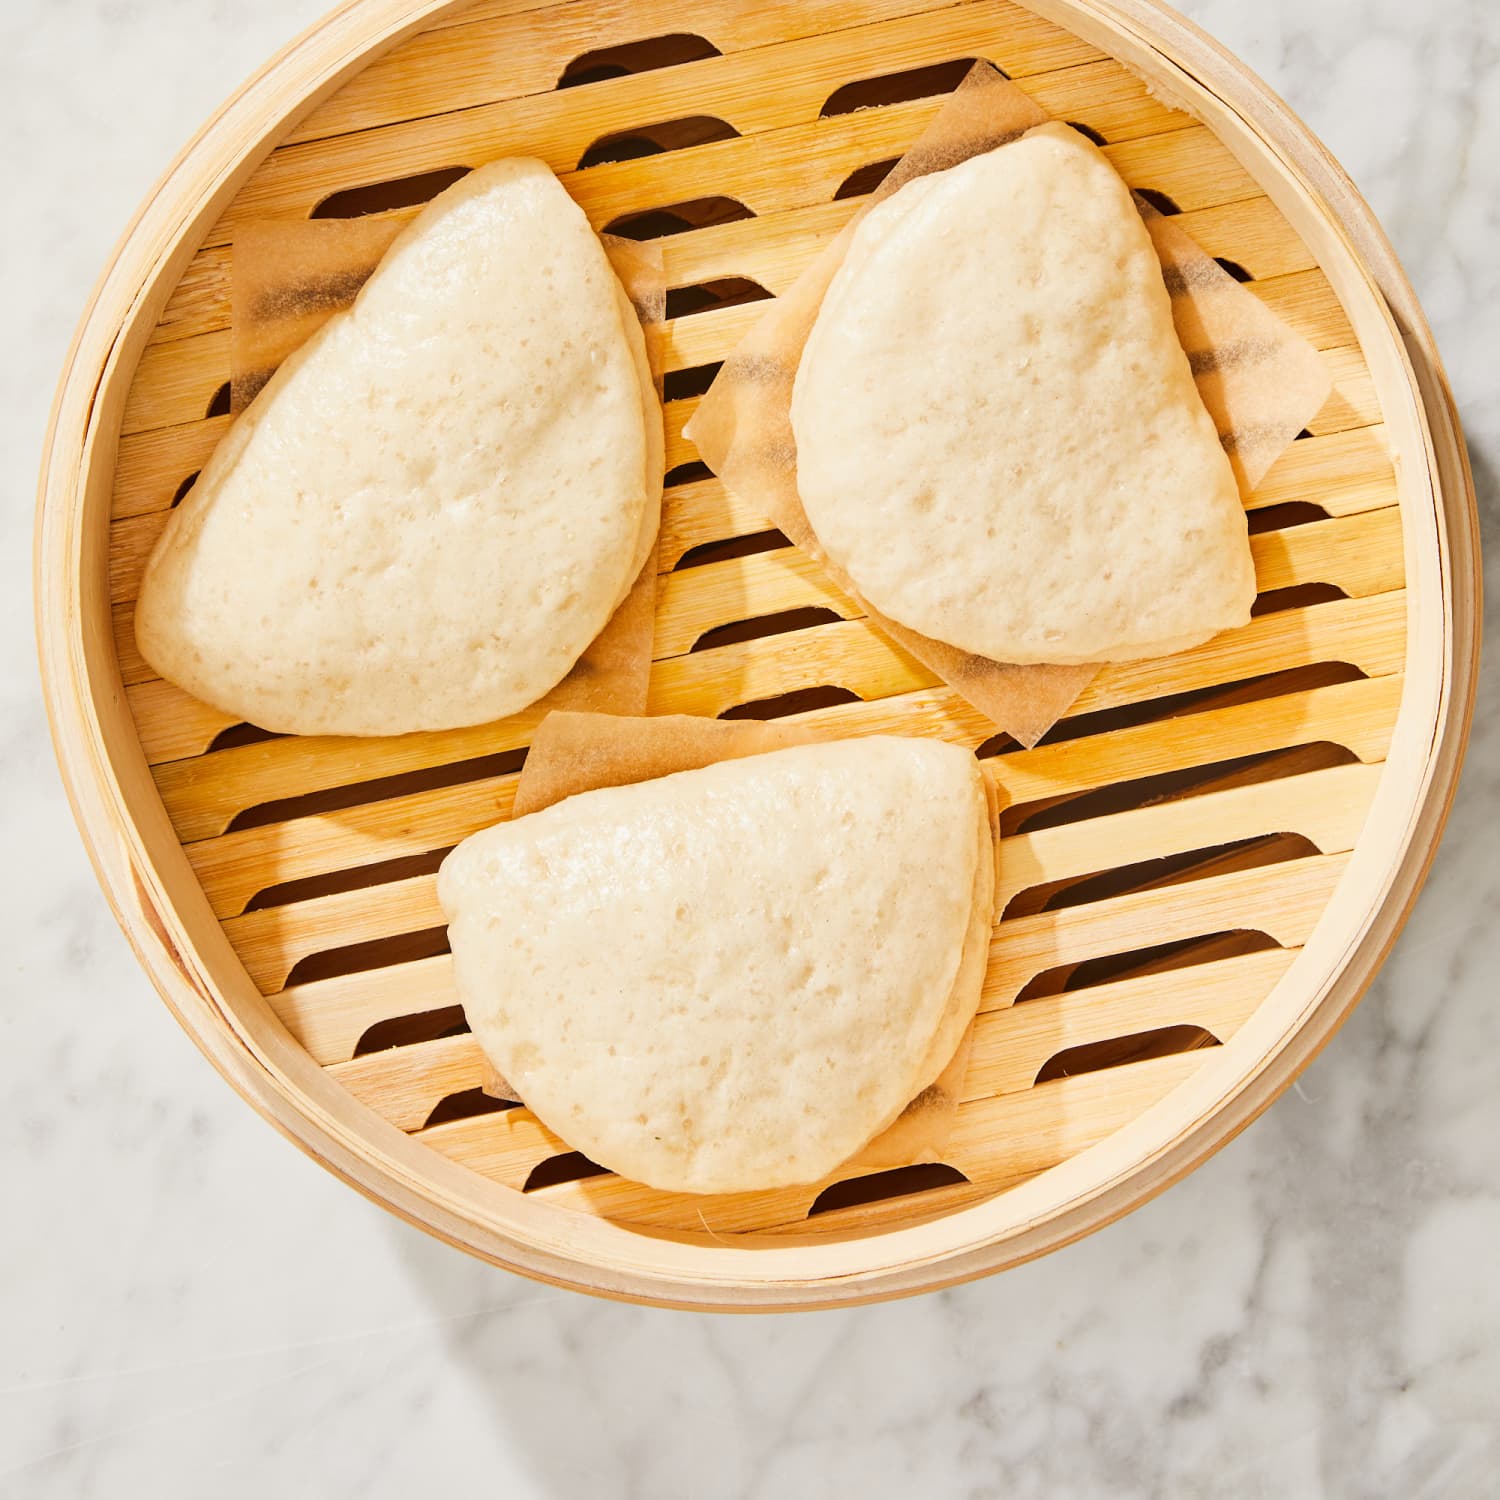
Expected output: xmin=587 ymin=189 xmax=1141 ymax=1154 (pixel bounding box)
xmin=36 ymin=0 xmax=1479 ymax=1309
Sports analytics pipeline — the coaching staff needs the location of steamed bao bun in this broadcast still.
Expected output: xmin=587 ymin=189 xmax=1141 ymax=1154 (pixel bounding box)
xmin=136 ymin=159 xmax=662 ymax=737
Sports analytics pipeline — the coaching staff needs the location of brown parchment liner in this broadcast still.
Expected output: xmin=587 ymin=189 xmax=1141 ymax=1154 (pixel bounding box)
xmin=684 ymin=61 xmax=1331 ymax=747
xmin=228 ymin=215 xmax=667 ymax=717
xmin=486 ymin=709 xmax=1001 ymax=1173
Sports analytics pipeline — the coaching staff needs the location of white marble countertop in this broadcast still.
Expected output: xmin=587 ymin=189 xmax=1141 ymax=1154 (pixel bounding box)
xmin=2 ymin=0 xmax=1496 ymax=1494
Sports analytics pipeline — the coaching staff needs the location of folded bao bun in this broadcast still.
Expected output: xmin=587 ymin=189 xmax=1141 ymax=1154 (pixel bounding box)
xmin=136 ymin=158 xmax=661 ymax=737
xmin=438 ymin=736 xmax=995 ymax=1195
xmin=792 ymin=122 xmax=1255 ymax=666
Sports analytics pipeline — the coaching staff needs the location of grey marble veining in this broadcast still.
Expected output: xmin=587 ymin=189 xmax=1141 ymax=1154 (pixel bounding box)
xmin=2 ymin=1 xmax=1496 ymax=1494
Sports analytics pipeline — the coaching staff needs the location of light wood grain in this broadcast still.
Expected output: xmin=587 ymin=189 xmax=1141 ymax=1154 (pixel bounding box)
xmin=273 ymin=953 xmax=459 ymax=1066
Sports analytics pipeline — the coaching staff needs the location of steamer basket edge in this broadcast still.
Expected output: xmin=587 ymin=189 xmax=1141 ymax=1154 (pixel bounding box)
xmin=34 ymin=0 xmax=1479 ymax=1309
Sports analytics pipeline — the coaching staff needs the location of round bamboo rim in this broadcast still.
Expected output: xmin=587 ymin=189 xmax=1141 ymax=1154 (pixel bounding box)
xmin=36 ymin=0 xmax=1479 ymax=1308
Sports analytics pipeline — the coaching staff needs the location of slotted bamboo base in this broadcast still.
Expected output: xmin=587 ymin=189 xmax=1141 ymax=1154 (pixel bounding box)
xmin=37 ymin=0 xmax=1478 ymax=1307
